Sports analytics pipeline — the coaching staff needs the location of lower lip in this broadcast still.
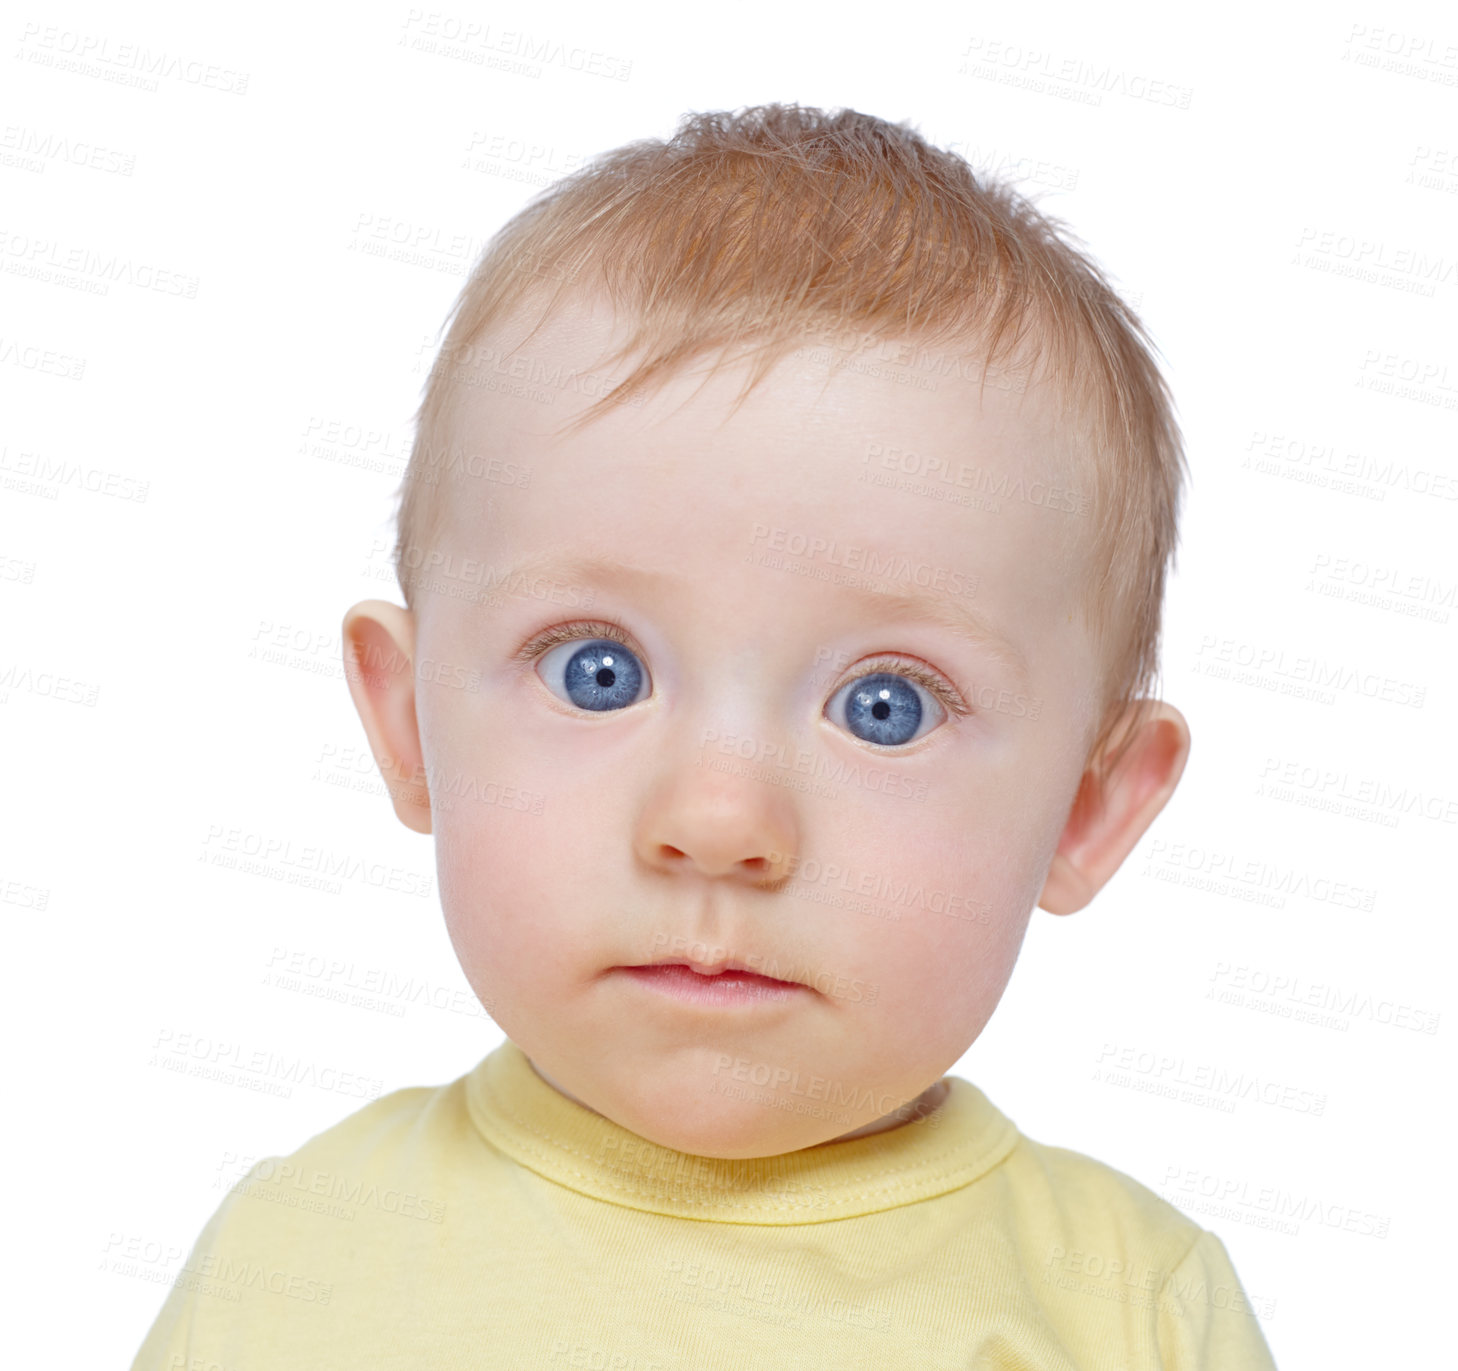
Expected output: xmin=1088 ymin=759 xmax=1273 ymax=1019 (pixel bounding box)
xmin=618 ymin=965 xmax=809 ymax=1006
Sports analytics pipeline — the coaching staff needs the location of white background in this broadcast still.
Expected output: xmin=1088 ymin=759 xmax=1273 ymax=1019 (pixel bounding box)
xmin=3 ymin=1 xmax=1455 ymax=1365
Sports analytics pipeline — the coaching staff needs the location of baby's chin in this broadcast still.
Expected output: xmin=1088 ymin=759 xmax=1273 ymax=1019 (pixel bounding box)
xmin=571 ymin=1057 xmax=891 ymax=1160
xmin=605 ymin=1089 xmax=860 ymax=1160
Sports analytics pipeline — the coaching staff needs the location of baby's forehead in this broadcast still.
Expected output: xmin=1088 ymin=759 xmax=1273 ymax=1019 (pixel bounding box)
xmin=440 ymin=293 xmax=1085 ymax=472
xmin=429 ymin=330 xmax=1091 ymax=664
xmin=432 ymin=308 xmax=1094 ymax=591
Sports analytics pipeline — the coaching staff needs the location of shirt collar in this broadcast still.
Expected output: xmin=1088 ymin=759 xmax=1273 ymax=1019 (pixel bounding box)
xmin=465 ymin=1037 xmax=1019 ymax=1224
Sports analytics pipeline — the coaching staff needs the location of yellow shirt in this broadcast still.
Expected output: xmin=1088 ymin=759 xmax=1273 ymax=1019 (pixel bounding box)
xmin=130 ymin=1039 xmax=1278 ymax=1368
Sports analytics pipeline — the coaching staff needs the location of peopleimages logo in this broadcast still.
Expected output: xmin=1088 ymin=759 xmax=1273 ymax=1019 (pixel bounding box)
xmin=708 ymin=1054 xmax=941 ymax=1124
xmin=221 ymin=1156 xmax=446 ymax=1224
xmin=16 ymin=22 xmax=250 ymax=94
xmin=1093 ymin=1043 xmax=1327 ymax=1116
xmin=747 ymin=522 xmax=978 ymax=598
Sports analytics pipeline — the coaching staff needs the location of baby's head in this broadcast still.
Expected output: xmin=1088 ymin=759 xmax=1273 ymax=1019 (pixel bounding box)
xmin=343 ymin=104 xmax=1191 ymax=1159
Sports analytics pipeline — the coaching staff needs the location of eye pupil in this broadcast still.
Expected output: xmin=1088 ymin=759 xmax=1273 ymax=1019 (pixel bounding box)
xmin=548 ymin=639 xmax=645 ymax=711
xmin=843 ymin=672 xmax=923 ymax=746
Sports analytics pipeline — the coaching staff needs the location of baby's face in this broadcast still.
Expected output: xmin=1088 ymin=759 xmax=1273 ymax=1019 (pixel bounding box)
xmin=401 ymin=297 xmax=1103 ymax=1158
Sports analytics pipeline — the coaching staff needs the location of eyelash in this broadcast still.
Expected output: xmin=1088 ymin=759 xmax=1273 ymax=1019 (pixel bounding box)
xmin=513 ymin=617 xmax=973 ymax=718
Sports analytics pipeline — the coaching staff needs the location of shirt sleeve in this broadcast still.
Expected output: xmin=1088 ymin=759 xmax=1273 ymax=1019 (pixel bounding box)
xmin=1156 ymin=1229 xmax=1279 ymax=1369
xmin=126 ymin=1180 xmax=246 ymax=1371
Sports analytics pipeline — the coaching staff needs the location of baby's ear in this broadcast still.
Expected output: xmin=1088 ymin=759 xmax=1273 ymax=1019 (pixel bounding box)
xmin=1037 ymin=701 xmax=1190 ymax=915
xmin=340 ymin=600 xmax=432 ymax=835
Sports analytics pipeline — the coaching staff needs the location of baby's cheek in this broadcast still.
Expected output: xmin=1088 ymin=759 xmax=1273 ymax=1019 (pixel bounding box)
xmin=868 ymin=908 xmax=1013 ymax=1016
xmin=838 ymin=818 xmax=1032 ymax=1027
xmin=847 ymin=802 xmax=1023 ymax=931
xmin=433 ymin=799 xmax=607 ymax=984
xmin=433 ymin=806 xmax=531 ymax=953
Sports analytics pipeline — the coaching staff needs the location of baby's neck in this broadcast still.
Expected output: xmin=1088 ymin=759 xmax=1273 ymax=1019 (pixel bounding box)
xmin=527 ymin=1054 xmax=950 ymax=1151
xmin=825 ymin=1078 xmax=950 ymax=1144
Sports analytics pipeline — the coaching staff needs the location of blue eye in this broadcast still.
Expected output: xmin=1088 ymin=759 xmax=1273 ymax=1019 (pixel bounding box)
xmin=535 ymin=634 xmax=648 ymax=711
xmin=522 ymin=622 xmax=966 ymax=746
xmin=827 ymin=671 xmax=943 ymax=748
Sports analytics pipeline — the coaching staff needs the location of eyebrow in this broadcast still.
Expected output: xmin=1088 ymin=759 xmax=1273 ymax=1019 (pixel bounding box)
xmin=495 ymin=551 xmax=1031 ymax=683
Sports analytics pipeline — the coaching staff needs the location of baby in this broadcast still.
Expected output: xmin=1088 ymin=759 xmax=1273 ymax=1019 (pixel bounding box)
xmin=133 ymin=103 xmax=1278 ymax=1368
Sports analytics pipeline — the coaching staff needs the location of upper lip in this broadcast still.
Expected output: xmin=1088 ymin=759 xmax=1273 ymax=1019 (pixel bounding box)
xmin=629 ymin=956 xmax=801 ymax=985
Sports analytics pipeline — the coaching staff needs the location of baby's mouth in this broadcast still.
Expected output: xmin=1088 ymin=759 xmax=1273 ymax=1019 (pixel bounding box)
xmin=615 ymin=962 xmax=811 ymax=1003
xmin=627 ymin=955 xmax=804 ymax=986
xmin=640 ymin=964 xmax=797 ymax=986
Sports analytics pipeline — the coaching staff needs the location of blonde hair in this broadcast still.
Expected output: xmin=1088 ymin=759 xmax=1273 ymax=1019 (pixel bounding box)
xmin=394 ymin=102 xmax=1188 ymax=780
